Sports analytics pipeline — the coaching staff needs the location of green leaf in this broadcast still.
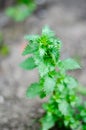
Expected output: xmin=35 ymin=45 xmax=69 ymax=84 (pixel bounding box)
xmin=39 ymin=91 xmax=46 ymax=98
xmin=44 ymin=76 xmax=55 ymax=94
xmin=38 ymin=61 xmax=55 ymax=77
xmin=64 ymin=76 xmax=78 ymax=89
xmin=39 ymin=48 xmax=45 ymax=57
xmin=40 ymin=113 xmax=56 ymax=130
xmin=6 ymin=5 xmax=29 ymax=22
xmin=58 ymin=100 xmax=69 ymax=116
xmin=38 ymin=63 xmax=49 ymax=77
xmin=24 ymin=35 xmax=39 ymax=41
xmin=42 ymin=26 xmax=55 ymax=37
xmin=6 ymin=1 xmax=36 ymax=22
xmin=20 ymin=57 xmax=36 ymax=70
xmin=22 ymin=43 xmax=37 ymax=56
xmin=57 ymin=84 xmax=64 ymax=92
xmin=26 ymin=83 xmax=41 ymax=98
xmin=22 ymin=35 xmax=39 ymax=56
xmin=58 ymin=58 xmax=81 ymax=70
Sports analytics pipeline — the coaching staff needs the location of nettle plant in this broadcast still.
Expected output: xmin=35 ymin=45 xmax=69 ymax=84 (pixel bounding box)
xmin=20 ymin=27 xmax=86 ymax=130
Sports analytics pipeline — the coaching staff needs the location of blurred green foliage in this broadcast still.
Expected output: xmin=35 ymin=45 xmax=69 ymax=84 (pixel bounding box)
xmin=5 ymin=0 xmax=37 ymax=22
xmin=17 ymin=0 xmax=34 ymax=5
xmin=0 ymin=32 xmax=9 ymax=56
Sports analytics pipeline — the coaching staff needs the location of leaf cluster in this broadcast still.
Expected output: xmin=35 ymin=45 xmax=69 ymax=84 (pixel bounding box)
xmin=20 ymin=26 xmax=86 ymax=130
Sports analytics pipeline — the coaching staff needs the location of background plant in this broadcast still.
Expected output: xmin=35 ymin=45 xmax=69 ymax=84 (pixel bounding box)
xmin=5 ymin=0 xmax=37 ymax=22
xmin=20 ymin=26 xmax=86 ymax=130
xmin=0 ymin=32 xmax=9 ymax=56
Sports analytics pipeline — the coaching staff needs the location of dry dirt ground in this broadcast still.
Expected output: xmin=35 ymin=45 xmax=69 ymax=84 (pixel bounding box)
xmin=0 ymin=0 xmax=86 ymax=130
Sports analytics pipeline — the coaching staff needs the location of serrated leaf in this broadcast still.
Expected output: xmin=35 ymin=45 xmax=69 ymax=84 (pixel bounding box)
xmin=38 ymin=63 xmax=49 ymax=77
xmin=22 ymin=44 xmax=32 ymax=55
xmin=44 ymin=76 xmax=55 ymax=94
xmin=20 ymin=57 xmax=36 ymax=70
xmin=26 ymin=83 xmax=41 ymax=98
xmin=58 ymin=100 xmax=69 ymax=116
xmin=42 ymin=26 xmax=55 ymax=37
xmin=58 ymin=58 xmax=81 ymax=70
xmin=38 ymin=61 xmax=55 ymax=77
xmin=40 ymin=113 xmax=56 ymax=130
xmin=24 ymin=35 xmax=39 ymax=41
xmin=22 ymin=43 xmax=37 ymax=56
xmin=64 ymin=76 xmax=78 ymax=89
xmin=39 ymin=48 xmax=45 ymax=57
xmin=57 ymin=84 xmax=64 ymax=92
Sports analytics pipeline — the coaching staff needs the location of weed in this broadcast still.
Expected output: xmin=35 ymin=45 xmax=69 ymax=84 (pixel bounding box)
xmin=20 ymin=26 xmax=86 ymax=130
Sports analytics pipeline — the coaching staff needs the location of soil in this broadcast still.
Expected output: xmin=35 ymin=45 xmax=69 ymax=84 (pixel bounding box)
xmin=0 ymin=0 xmax=86 ymax=130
